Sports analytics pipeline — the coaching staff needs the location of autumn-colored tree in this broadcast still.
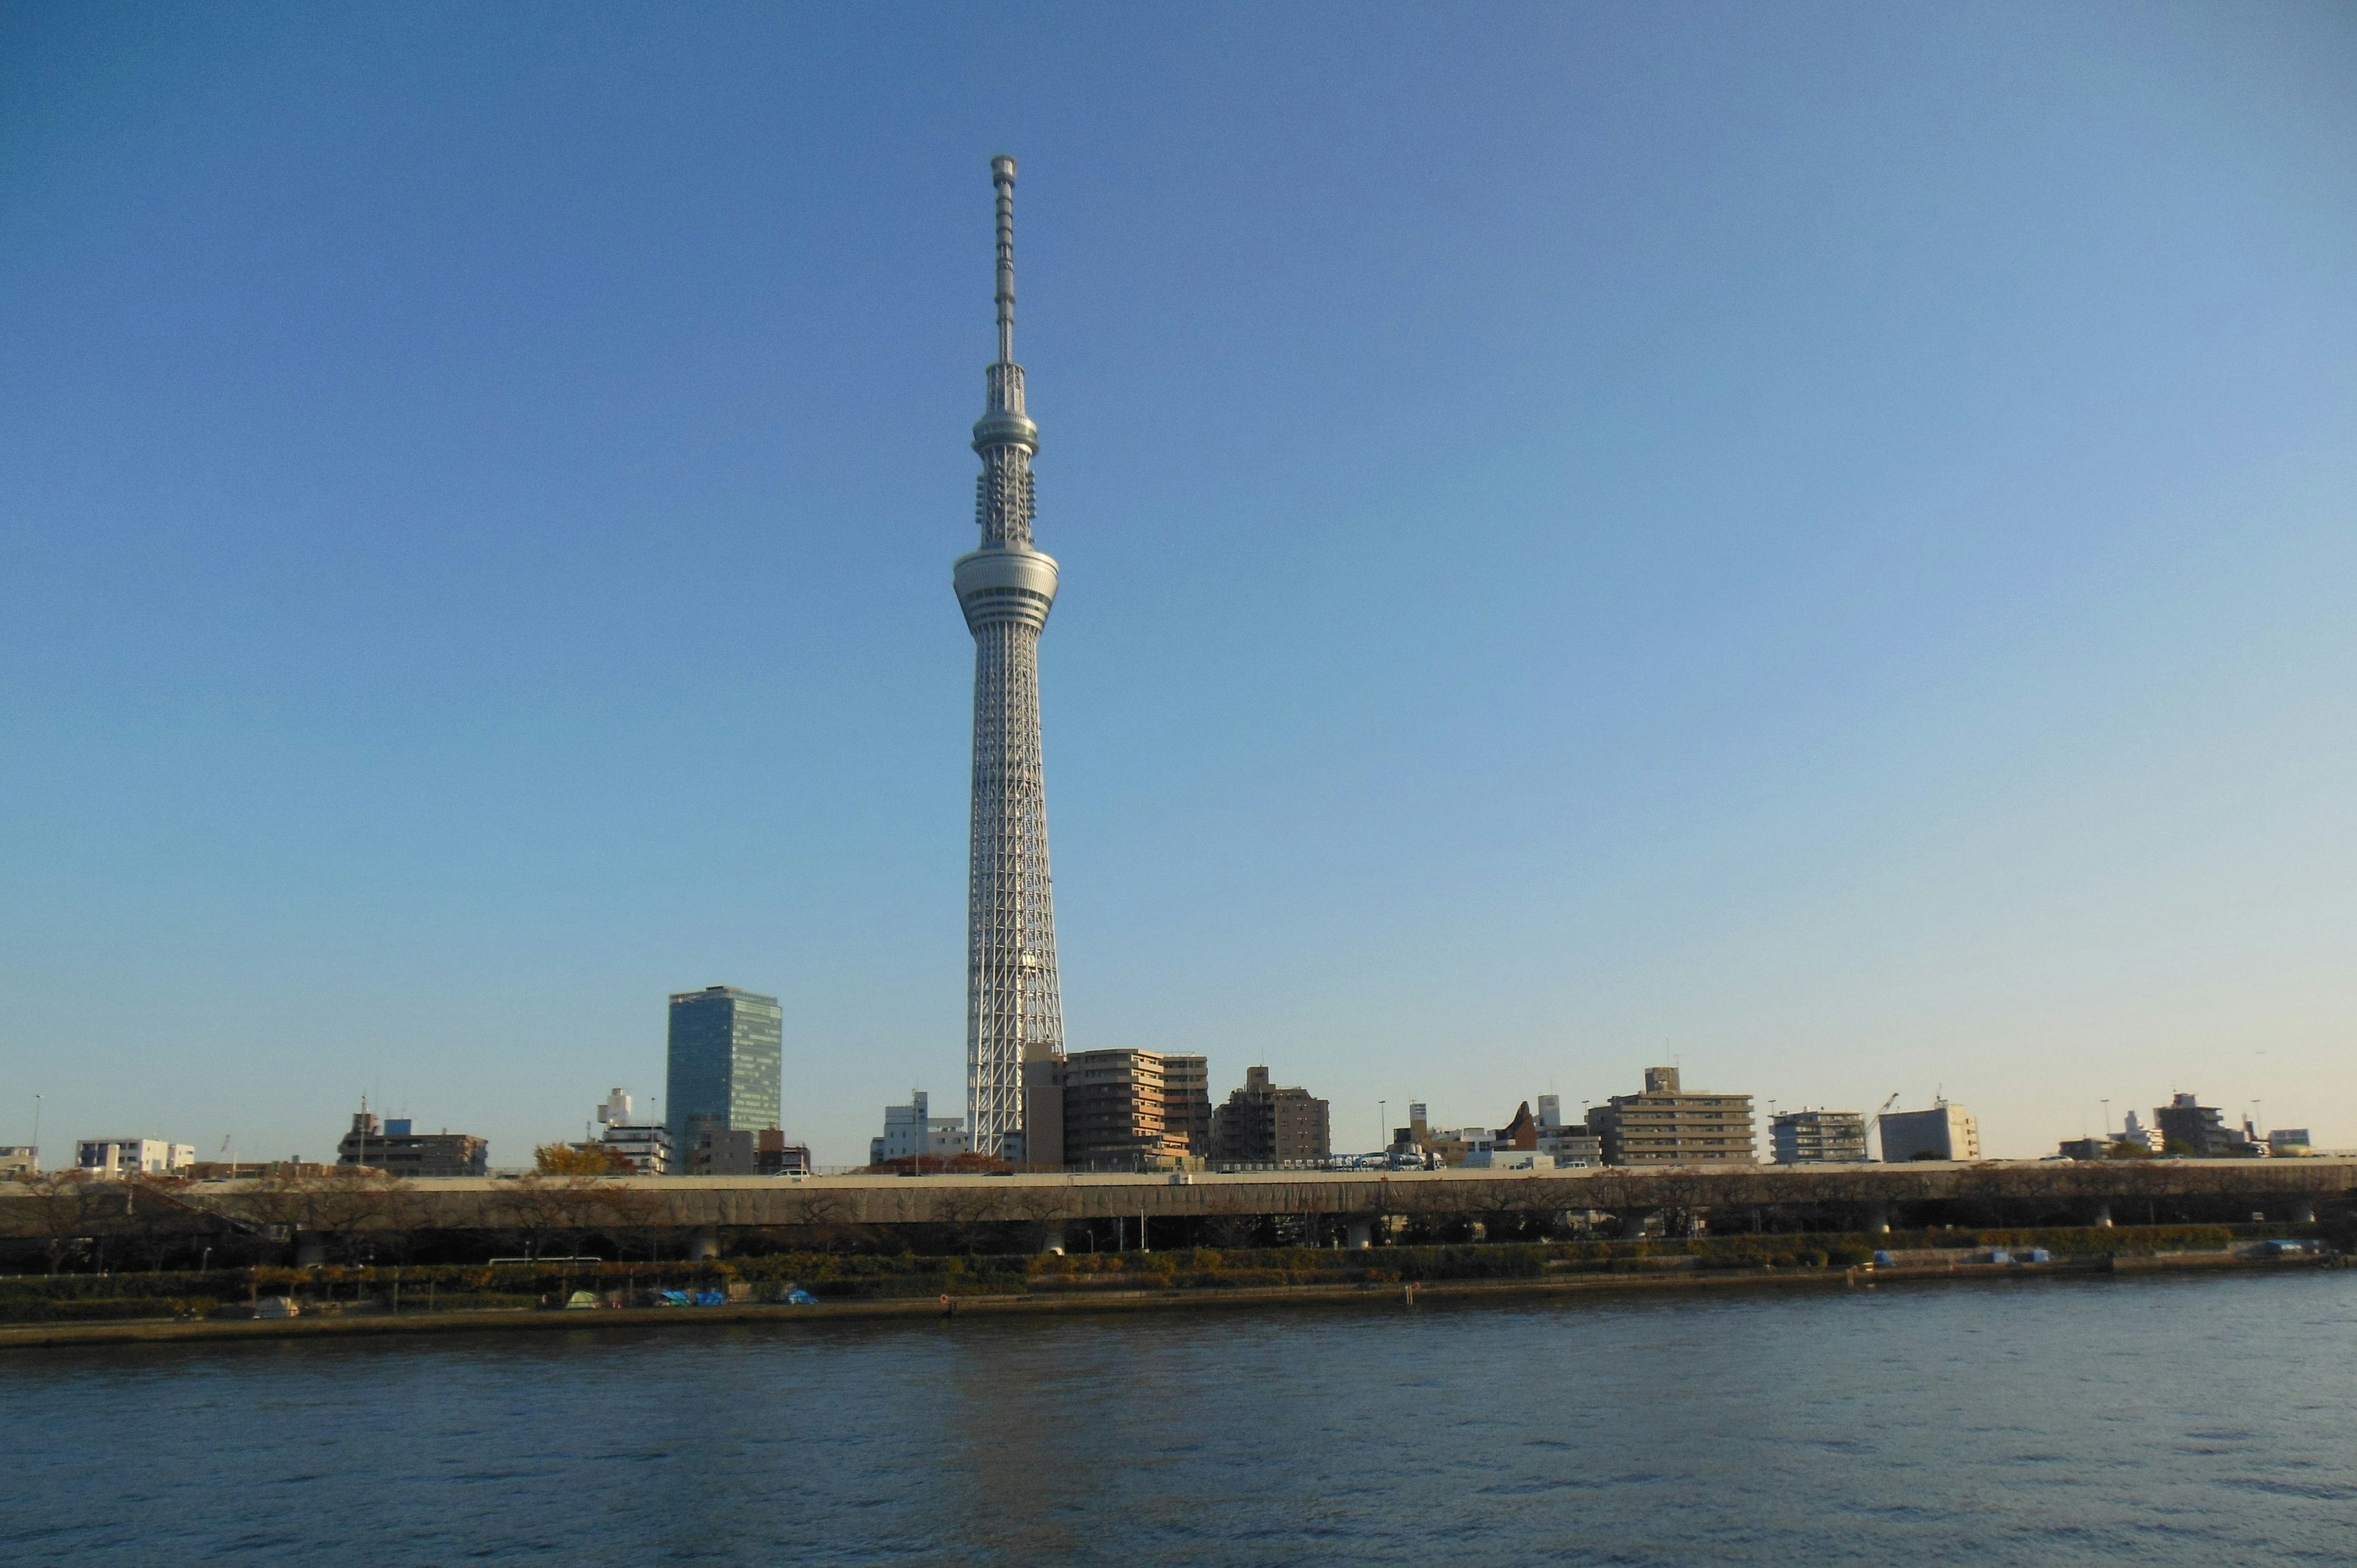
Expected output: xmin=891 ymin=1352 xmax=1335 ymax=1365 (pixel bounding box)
xmin=535 ymin=1142 xmax=632 ymax=1176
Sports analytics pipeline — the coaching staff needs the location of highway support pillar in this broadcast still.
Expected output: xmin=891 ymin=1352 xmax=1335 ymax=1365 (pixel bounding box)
xmin=1345 ymin=1218 xmax=1373 ymax=1250
xmin=2091 ymin=1204 xmax=2113 ymax=1229
xmin=687 ymin=1226 xmax=719 ymax=1262
xmin=1862 ymin=1203 xmax=1891 ymax=1235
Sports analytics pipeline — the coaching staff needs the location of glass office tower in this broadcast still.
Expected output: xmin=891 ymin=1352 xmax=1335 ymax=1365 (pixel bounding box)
xmin=665 ymin=986 xmax=784 ymax=1154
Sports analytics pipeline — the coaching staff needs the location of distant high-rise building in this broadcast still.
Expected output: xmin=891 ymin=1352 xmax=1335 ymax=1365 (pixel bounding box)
xmin=666 ymin=986 xmax=783 ymax=1156
xmin=1211 ymin=1067 xmax=1331 ymax=1165
xmin=956 ymin=156 xmax=1068 ymax=1162
xmin=1771 ymin=1110 xmax=1870 ymax=1164
xmin=1878 ymin=1103 xmax=1980 ymax=1163
xmin=1585 ymin=1067 xmax=1755 ymax=1167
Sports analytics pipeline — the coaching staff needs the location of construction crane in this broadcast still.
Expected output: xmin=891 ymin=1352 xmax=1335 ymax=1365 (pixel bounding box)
xmin=1872 ymin=1094 xmax=1900 ymax=1162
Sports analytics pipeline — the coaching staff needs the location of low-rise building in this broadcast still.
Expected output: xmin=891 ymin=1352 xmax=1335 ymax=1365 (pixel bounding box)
xmin=1389 ymin=1103 xmax=1434 ymax=1163
xmin=1211 ymin=1066 xmax=1331 ymax=1165
xmin=594 ymin=1087 xmax=670 ymax=1175
xmin=1465 ymin=1148 xmax=1555 ymax=1172
xmin=185 ymin=1159 xmax=336 ymax=1180
xmin=1536 ymin=1095 xmax=1603 ymax=1167
xmin=1423 ymin=1127 xmax=1494 ymax=1167
xmin=757 ymin=1130 xmax=814 ymax=1176
xmin=1586 ymin=1067 xmax=1755 ymax=1167
xmin=75 ymin=1139 xmax=195 ymax=1178
xmin=684 ymin=1126 xmax=809 ymax=1176
xmin=869 ymin=1091 xmax=969 ymax=1168
xmin=336 ymin=1114 xmax=489 ymax=1177
xmin=1771 ymin=1110 xmax=1869 ymax=1165
xmin=1878 ymin=1103 xmax=1980 ymax=1163
xmin=0 ymin=1146 xmax=36 ymax=1178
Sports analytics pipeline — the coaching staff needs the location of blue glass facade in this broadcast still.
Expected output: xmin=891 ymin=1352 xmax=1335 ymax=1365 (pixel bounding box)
xmin=665 ymin=986 xmax=784 ymax=1153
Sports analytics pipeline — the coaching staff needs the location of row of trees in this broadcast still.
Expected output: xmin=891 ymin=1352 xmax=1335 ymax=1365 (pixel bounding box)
xmin=1 ymin=1166 xmax=685 ymax=1272
xmin=11 ymin=1159 xmax=2335 ymax=1273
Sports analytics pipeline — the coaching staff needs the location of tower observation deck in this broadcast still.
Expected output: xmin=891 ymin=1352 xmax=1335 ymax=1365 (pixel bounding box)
xmin=955 ymin=155 xmax=1064 ymax=1159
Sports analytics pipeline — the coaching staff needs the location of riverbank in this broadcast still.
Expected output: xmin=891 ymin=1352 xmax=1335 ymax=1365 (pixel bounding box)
xmin=0 ymin=1246 xmax=2333 ymax=1350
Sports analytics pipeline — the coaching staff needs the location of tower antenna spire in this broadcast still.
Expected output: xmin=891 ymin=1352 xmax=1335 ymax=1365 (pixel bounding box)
xmin=992 ymin=154 xmax=1018 ymax=366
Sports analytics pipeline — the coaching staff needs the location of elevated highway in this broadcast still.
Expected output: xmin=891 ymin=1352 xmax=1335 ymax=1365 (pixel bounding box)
xmin=7 ymin=1159 xmax=2348 ymax=1264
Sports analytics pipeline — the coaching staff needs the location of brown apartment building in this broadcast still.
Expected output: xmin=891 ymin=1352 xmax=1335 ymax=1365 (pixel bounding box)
xmin=1585 ymin=1067 xmax=1755 ymax=1166
xmin=1210 ymin=1066 xmax=1331 ymax=1164
xmin=1023 ymin=1048 xmax=1210 ymax=1172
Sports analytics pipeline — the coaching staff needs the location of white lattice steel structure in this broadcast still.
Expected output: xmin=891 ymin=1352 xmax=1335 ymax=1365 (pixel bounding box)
xmin=955 ymin=155 xmax=1064 ymax=1159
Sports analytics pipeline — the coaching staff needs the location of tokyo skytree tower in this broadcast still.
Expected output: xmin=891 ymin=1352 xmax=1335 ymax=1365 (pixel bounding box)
xmin=954 ymin=155 xmax=1064 ymax=1159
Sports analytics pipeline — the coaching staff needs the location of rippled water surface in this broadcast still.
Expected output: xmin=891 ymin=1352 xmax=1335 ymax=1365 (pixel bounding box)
xmin=7 ymin=1271 xmax=2356 ymax=1564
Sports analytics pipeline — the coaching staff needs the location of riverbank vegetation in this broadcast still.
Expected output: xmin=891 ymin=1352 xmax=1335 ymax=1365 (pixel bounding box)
xmin=0 ymin=1223 xmax=2289 ymax=1324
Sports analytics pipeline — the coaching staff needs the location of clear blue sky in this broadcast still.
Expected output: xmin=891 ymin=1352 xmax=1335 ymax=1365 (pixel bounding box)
xmin=4 ymin=3 xmax=2353 ymax=1167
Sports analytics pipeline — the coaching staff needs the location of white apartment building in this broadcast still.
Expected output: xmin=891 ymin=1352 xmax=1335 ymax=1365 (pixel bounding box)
xmin=869 ymin=1091 xmax=969 ymax=1167
xmin=594 ymin=1087 xmax=670 ymax=1175
xmin=76 ymin=1138 xmax=196 ymax=1177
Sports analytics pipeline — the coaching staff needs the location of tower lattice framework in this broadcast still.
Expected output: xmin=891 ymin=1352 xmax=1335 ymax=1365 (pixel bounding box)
xmin=955 ymin=155 xmax=1064 ymax=1159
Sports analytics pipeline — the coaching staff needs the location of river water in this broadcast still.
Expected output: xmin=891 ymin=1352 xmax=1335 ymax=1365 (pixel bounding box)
xmin=7 ymin=1270 xmax=2355 ymax=1564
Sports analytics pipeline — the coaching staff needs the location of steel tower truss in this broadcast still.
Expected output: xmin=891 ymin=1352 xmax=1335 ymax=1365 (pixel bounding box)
xmin=954 ymin=156 xmax=1064 ymax=1159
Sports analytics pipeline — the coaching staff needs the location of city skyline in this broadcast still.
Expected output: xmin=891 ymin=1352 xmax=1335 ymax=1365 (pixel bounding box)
xmin=2 ymin=7 xmax=2353 ymax=1168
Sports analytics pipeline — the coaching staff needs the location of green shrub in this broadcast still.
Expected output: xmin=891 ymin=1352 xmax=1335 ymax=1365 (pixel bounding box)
xmin=0 ymin=1297 xmax=187 ymax=1323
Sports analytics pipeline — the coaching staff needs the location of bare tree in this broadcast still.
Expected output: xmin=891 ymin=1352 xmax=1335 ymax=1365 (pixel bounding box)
xmin=490 ymin=1173 xmax=629 ymax=1260
xmin=234 ymin=1166 xmax=410 ymax=1263
xmin=15 ymin=1171 xmax=106 ymax=1273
